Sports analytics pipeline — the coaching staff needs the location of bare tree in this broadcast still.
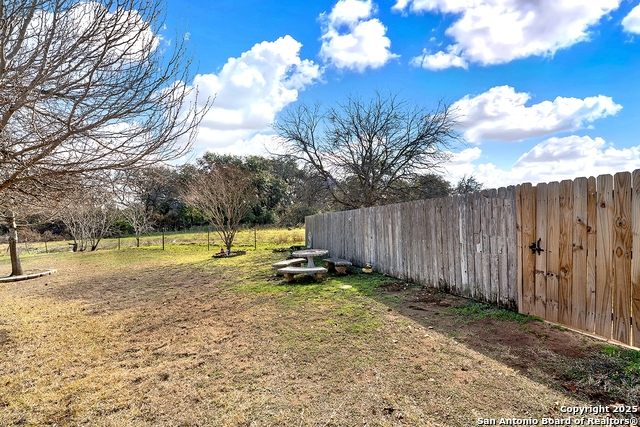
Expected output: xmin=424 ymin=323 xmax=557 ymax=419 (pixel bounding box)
xmin=59 ymin=188 xmax=117 ymax=251
xmin=0 ymin=0 xmax=209 ymax=275
xmin=119 ymin=202 xmax=154 ymax=247
xmin=181 ymin=163 xmax=255 ymax=254
xmin=274 ymin=92 xmax=459 ymax=209
xmin=113 ymin=167 xmax=170 ymax=247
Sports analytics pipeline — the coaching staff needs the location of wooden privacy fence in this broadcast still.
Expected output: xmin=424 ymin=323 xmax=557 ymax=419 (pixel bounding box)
xmin=305 ymin=169 xmax=640 ymax=348
xmin=517 ymin=170 xmax=640 ymax=348
xmin=305 ymin=187 xmax=519 ymax=309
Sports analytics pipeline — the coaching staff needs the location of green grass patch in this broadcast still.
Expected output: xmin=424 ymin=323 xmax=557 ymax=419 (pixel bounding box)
xmin=600 ymin=345 xmax=640 ymax=374
xmin=449 ymin=300 xmax=541 ymax=324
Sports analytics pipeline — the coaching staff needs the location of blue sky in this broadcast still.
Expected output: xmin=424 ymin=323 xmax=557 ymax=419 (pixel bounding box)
xmin=162 ymin=0 xmax=640 ymax=188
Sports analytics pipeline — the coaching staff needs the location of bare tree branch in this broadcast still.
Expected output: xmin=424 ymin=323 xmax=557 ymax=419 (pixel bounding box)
xmin=274 ymin=91 xmax=460 ymax=209
xmin=180 ymin=163 xmax=255 ymax=253
xmin=0 ymin=0 xmax=210 ymax=275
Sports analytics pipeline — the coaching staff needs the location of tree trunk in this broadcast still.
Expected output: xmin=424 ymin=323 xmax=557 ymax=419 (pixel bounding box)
xmin=6 ymin=211 xmax=23 ymax=276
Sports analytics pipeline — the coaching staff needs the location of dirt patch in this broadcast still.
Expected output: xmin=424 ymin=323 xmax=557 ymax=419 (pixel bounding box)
xmin=384 ymin=284 xmax=639 ymax=408
xmin=211 ymin=250 xmax=247 ymax=258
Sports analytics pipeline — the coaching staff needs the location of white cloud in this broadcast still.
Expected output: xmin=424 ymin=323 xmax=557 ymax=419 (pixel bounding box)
xmin=411 ymin=46 xmax=468 ymax=70
xmin=452 ymin=86 xmax=622 ymax=143
xmin=186 ymin=36 xmax=320 ymax=155
xmin=320 ymin=0 xmax=399 ymax=72
xmin=397 ymin=0 xmax=621 ymax=69
xmin=443 ymin=136 xmax=640 ymax=188
xmin=622 ymin=4 xmax=640 ymax=33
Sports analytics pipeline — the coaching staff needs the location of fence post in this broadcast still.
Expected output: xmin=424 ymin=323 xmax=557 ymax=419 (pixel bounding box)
xmin=162 ymin=228 xmax=165 ymax=251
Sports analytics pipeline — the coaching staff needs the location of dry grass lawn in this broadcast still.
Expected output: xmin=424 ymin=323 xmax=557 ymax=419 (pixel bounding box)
xmin=0 ymin=229 xmax=621 ymax=426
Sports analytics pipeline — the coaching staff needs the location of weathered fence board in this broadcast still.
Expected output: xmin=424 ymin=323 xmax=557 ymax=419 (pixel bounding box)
xmin=595 ymin=174 xmax=613 ymax=339
xmin=586 ymin=177 xmax=597 ymax=333
xmin=506 ymin=186 xmax=518 ymax=309
xmin=516 ymin=185 xmax=523 ymax=311
xmin=572 ymin=177 xmax=588 ymax=331
xmin=546 ymin=182 xmax=560 ymax=323
xmin=520 ymin=183 xmax=536 ymax=315
xmin=473 ymin=191 xmax=483 ymax=301
xmin=613 ymin=172 xmax=632 ymax=344
xmin=534 ymin=183 xmax=548 ymax=319
xmin=558 ymin=179 xmax=573 ymax=327
xmin=633 ymin=170 xmax=640 ymax=348
xmin=498 ymin=188 xmax=509 ymax=307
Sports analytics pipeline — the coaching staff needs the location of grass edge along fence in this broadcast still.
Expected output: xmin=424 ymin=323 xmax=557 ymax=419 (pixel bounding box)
xmin=305 ymin=168 xmax=640 ymax=349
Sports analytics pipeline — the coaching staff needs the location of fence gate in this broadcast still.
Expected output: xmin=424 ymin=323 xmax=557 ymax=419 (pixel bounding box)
xmin=517 ymin=171 xmax=640 ymax=347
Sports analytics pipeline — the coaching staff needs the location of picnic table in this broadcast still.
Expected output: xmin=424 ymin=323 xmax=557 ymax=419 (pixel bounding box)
xmin=291 ymin=248 xmax=329 ymax=268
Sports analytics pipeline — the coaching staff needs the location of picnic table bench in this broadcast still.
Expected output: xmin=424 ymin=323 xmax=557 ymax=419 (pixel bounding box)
xmin=272 ymin=258 xmax=306 ymax=275
xmin=278 ymin=266 xmax=328 ymax=282
xmin=323 ymin=257 xmax=352 ymax=274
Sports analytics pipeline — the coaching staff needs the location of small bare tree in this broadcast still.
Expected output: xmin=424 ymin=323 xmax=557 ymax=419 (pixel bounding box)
xmin=181 ymin=163 xmax=255 ymax=254
xmin=119 ymin=202 xmax=154 ymax=247
xmin=274 ymin=92 xmax=459 ymax=209
xmin=0 ymin=0 xmax=209 ymax=275
xmin=113 ymin=168 xmax=169 ymax=247
xmin=59 ymin=188 xmax=117 ymax=251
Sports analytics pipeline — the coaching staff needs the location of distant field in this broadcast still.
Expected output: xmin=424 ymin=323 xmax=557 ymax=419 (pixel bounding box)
xmin=0 ymin=227 xmax=306 ymax=257
xmin=0 ymin=228 xmax=623 ymax=426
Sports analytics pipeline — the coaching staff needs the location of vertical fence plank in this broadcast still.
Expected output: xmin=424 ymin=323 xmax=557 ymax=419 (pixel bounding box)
xmin=408 ymin=202 xmax=416 ymax=282
xmin=453 ymin=195 xmax=463 ymax=296
xmin=400 ymin=203 xmax=410 ymax=280
xmin=497 ymin=188 xmax=509 ymax=307
xmin=535 ymin=183 xmax=548 ymax=318
xmin=446 ymin=196 xmax=456 ymax=293
xmin=428 ymin=199 xmax=437 ymax=286
xmin=595 ymin=175 xmax=614 ymax=339
xmin=632 ymin=169 xmax=640 ymax=347
xmin=546 ymin=182 xmax=560 ymax=323
xmin=572 ymin=177 xmax=588 ymax=331
xmin=362 ymin=207 xmax=370 ymax=267
xmin=396 ymin=205 xmax=402 ymax=277
xmin=376 ymin=207 xmax=384 ymax=274
xmin=375 ymin=206 xmax=382 ymax=270
xmin=435 ymin=198 xmax=448 ymax=289
xmin=559 ymin=179 xmax=574 ymax=327
xmin=388 ymin=206 xmax=395 ymax=275
xmin=488 ymin=189 xmax=499 ymax=304
xmin=520 ymin=183 xmax=536 ymax=315
xmin=505 ymin=186 xmax=518 ymax=309
xmin=586 ymin=177 xmax=597 ymax=333
xmin=516 ymin=185 xmax=524 ymax=312
xmin=420 ymin=200 xmax=430 ymax=285
xmin=482 ymin=190 xmax=493 ymax=303
xmin=473 ymin=191 xmax=484 ymax=301
xmin=391 ymin=205 xmax=404 ymax=277
xmin=365 ymin=207 xmax=372 ymax=268
xmin=460 ymin=194 xmax=471 ymax=297
xmin=467 ymin=193 xmax=478 ymax=299
xmin=613 ymin=171 xmax=632 ymax=344
xmin=439 ymin=198 xmax=449 ymax=290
